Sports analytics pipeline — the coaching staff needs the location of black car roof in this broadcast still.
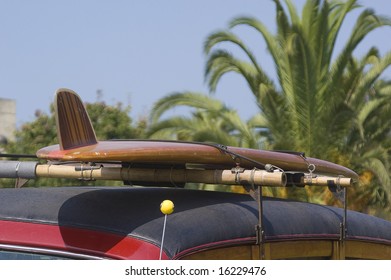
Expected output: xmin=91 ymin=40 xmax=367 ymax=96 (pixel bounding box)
xmin=0 ymin=186 xmax=390 ymax=259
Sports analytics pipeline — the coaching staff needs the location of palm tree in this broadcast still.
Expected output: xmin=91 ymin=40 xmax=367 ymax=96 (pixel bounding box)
xmin=345 ymin=78 xmax=391 ymax=216
xmin=203 ymin=0 xmax=391 ymax=209
xmin=149 ymin=91 xmax=264 ymax=148
xmin=206 ymin=0 xmax=390 ymax=151
xmin=150 ymin=0 xmax=391 ymax=213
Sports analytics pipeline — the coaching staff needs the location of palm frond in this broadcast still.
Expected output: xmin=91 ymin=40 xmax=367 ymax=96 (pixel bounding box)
xmin=205 ymin=50 xmax=264 ymax=93
xmin=150 ymin=91 xmax=226 ymax=123
xmin=229 ymin=16 xmax=288 ymax=85
xmin=204 ymin=30 xmax=263 ymax=76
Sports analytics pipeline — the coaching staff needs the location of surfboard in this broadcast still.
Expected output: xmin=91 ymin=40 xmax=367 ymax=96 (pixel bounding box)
xmin=35 ymin=89 xmax=358 ymax=185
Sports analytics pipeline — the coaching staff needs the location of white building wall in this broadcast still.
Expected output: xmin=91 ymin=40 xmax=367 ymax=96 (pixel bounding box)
xmin=0 ymin=98 xmax=16 ymax=143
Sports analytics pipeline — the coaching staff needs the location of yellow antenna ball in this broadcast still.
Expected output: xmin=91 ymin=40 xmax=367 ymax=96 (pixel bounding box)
xmin=160 ymin=200 xmax=174 ymax=215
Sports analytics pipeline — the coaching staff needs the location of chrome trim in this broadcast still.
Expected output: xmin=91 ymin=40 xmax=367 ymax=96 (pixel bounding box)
xmin=0 ymin=244 xmax=107 ymax=260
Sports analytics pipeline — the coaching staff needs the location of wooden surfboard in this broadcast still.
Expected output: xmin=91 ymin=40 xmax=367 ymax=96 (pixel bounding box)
xmin=36 ymin=89 xmax=358 ymax=182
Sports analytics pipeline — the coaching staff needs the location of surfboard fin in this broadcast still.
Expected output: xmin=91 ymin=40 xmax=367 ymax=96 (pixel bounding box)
xmin=54 ymin=88 xmax=98 ymax=150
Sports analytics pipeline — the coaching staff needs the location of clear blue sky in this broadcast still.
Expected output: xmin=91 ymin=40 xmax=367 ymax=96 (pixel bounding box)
xmin=1 ymin=0 xmax=390 ymax=126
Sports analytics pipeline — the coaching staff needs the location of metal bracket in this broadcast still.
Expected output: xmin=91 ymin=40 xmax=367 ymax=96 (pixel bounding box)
xmin=75 ymin=163 xmax=100 ymax=181
xmin=231 ymin=166 xmax=245 ymax=184
xmin=255 ymin=185 xmax=265 ymax=259
xmin=243 ymin=169 xmax=265 ymax=259
xmin=15 ymin=178 xmax=29 ymax=188
xmin=340 ymin=187 xmax=347 ymax=241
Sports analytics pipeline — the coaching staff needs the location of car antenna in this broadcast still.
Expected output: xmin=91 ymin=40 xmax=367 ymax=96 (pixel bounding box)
xmin=159 ymin=200 xmax=175 ymax=260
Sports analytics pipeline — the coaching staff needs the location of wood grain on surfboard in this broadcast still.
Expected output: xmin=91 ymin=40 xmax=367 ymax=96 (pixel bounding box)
xmin=36 ymin=88 xmax=358 ymax=181
xmin=55 ymin=88 xmax=97 ymax=150
xmin=36 ymin=141 xmax=358 ymax=180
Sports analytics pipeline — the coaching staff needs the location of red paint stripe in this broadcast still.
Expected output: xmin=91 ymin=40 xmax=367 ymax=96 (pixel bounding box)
xmin=0 ymin=220 xmax=166 ymax=260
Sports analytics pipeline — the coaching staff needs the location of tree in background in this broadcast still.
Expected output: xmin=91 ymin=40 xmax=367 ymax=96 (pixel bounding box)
xmin=204 ymin=0 xmax=391 ymax=215
xmin=148 ymin=91 xmax=264 ymax=148
xmin=151 ymin=0 xmax=391 ymax=217
xmin=0 ymin=100 xmax=145 ymax=187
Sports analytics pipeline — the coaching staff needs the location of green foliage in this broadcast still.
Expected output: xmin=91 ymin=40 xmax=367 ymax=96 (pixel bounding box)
xmin=0 ymin=101 xmax=145 ymax=188
xmin=151 ymin=0 xmax=391 ymax=217
xmin=86 ymin=102 xmax=135 ymax=140
xmin=203 ymin=0 xmax=391 ymax=212
xmin=148 ymin=92 xmax=265 ymax=148
xmin=4 ymin=110 xmax=57 ymax=156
